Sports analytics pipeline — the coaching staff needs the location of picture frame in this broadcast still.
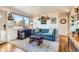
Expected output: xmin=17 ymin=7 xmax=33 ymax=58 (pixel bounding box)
xmin=41 ymin=20 xmax=47 ymax=24
xmin=51 ymin=17 xmax=57 ymax=24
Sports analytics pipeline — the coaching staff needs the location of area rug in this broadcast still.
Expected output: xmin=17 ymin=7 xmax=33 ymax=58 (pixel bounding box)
xmin=9 ymin=38 xmax=59 ymax=52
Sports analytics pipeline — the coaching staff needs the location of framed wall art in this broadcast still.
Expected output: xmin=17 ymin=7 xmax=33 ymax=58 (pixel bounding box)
xmin=51 ymin=17 xmax=57 ymax=24
xmin=39 ymin=16 xmax=49 ymax=24
xmin=41 ymin=20 xmax=47 ymax=24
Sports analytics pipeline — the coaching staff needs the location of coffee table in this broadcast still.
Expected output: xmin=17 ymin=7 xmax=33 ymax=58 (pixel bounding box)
xmin=29 ymin=35 xmax=43 ymax=46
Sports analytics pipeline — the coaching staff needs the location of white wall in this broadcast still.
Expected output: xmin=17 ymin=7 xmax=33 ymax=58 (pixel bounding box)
xmin=32 ymin=12 xmax=69 ymax=35
xmin=0 ymin=7 xmax=69 ymax=36
xmin=58 ymin=13 xmax=69 ymax=35
xmin=33 ymin=13 xmax=59 ymax=29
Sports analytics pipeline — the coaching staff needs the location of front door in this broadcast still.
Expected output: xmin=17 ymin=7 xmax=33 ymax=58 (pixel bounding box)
xmin=0 ymin=10 xmax=6 ymax=43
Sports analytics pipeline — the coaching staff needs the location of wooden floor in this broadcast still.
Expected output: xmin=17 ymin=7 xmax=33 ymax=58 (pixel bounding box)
xmin=59 ymin=35 xmax=69 ymax=52
xmin=59 ymin=35 xmax=76 ymax=52
xmin=0 ymin=35 xmax=75 ymax=52
xmin=0 ymin=43 xmax=25 ymax=52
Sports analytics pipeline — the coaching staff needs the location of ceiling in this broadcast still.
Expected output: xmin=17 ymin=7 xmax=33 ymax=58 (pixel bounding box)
xmin=6 ymin=6 xmax=74 ymax=16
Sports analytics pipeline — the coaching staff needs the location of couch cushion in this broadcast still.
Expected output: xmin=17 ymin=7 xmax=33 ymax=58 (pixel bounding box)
xmin=41 ymin=33 xmax=52 ymax=37
xmin=48 ymin=29 xmax=53 ymax=35
xmin=34 ymin=32 xmax=42 ymax=35
xmin=40 ymin=29 xmax=49 ymax=33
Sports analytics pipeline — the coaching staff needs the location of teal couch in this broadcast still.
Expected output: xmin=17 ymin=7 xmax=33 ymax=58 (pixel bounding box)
xmin=32 ymin=28 xmax=58 ymax=41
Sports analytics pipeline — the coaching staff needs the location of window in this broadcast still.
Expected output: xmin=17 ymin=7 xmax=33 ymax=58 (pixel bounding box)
xmin=23 ymin=16 xmax=29 ymax=25
xmin=13 ymin=13 xmax=30 ymax=27
xmin=13 ymin=14 xmax=22 ymax=22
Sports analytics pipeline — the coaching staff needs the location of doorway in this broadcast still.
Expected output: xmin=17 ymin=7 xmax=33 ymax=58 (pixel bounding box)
xmin=0 ymin=10 xmax=7 ymax=44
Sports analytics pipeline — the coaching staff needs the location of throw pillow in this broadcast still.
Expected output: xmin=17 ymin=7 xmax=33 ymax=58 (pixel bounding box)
xmin=35 ymin=28 xmax=39 ymax=33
